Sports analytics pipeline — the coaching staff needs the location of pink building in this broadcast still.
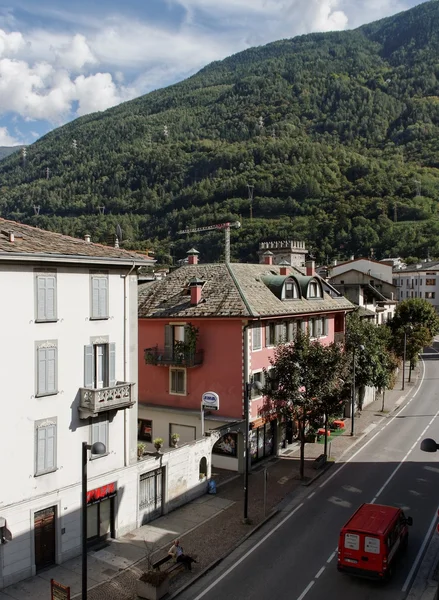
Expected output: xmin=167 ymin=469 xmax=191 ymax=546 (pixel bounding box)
xmin=138 ymin=250 xmax=352 ymax=471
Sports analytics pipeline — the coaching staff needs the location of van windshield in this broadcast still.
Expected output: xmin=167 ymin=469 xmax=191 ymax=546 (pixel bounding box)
xmin=364 ymin=536 xmax=380 ymax=554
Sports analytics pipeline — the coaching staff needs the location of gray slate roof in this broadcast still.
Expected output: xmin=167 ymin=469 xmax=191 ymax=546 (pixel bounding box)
xmin=138 ymin=262 xmax=353 ymax=319
xmin=0 ymin=218 xmax=154 ymax=264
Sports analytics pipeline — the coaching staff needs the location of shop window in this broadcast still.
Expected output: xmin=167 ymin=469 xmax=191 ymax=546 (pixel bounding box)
xmin=213 ymin=434 xmax=237 ymax=456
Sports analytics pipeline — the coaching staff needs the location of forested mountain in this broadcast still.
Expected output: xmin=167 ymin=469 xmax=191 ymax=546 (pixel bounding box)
xmin=1 ymin=1 xmax=439 ymax=264
xmin=0 ymin=146 xmax=22 ymax=161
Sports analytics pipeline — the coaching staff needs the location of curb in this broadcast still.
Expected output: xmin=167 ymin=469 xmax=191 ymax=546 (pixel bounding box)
xmin=407 ymin=525 xmax=439 ymax=600
xmin=167 ymin=509 xmax=280 ymax=599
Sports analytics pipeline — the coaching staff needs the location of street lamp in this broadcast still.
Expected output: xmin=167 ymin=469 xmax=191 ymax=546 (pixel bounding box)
xmin=402 ymin=324 xmax=413 ymax=391
xmin=82 ymin=441 xmax=106 ymax=600
xmin=420 ymin=438 xmax=439 ymax=453
xmin=244 ymin=378 xmax=263 ymax=523
xmin=351 ymin=345 xmax=365 ymax=437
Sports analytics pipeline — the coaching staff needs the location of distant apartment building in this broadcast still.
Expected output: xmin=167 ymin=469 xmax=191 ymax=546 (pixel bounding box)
xmin=393 ymin=261 xmax=439 ymax=312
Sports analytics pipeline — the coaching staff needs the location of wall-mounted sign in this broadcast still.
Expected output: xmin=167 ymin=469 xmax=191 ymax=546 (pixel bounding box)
xmin=51 ymin=579 xmax=70 ymax=600
xmin=202 ymin=391 xmax=219 ymax=411
xmin=87 ymin=482 xmax=117 ymax=505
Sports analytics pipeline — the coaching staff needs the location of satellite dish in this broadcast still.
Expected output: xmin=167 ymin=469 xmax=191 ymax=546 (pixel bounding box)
xmin=116 ymin=224 xmax=123 ymax=242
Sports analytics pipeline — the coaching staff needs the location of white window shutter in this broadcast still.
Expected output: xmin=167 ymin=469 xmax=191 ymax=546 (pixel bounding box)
xmin=84 ymin=345 xmax=94 ymax=388
xmin=46 ymin=425 xmax=56 ymax=470
xmin=45 ymin=276 xmax=56 ymax=320
xmin=91 ymin=419 xmax=100 ymax=445
xmin=99 ymin=277 xmax=108 ymax=317
xmin=37 ymin=277 xmax=46 ymax=320
xmin=92 ymin=277 xmax=100 ymax=317
xmin=37 ymin=427 xmax=46 ymax=473
xmin=109 ymin=343 xmax=116 ymax=387
xmin=38 ymin=348 xmax=47 ymax=394
xmin=47 ymin=348 xmax=56 ymax=393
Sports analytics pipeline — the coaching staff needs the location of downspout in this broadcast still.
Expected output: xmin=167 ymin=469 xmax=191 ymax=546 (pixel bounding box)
xmin=123 ymin=261 xmax=136 ymax=467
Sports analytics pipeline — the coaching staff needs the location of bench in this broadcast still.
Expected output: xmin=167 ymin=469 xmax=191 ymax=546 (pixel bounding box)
xmin=313 ymin=454 xmax=327 ymax=470
xmin=151 ymin=554 xmax=185 ymax=577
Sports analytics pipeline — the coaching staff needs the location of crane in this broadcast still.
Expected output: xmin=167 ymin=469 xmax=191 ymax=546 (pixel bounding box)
xmin=177 ymin=221 xmax=241 ymax=264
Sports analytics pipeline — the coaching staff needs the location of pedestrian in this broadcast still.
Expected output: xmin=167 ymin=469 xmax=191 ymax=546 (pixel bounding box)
xmin=168 ymin=539 xmax=196 ymax=571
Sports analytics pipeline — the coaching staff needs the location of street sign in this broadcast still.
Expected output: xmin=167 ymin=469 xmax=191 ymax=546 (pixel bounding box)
xmin=51 ymin=579 xmax=70 ymax=600
xmin=202 ymin=391 xmax=219 ymax=410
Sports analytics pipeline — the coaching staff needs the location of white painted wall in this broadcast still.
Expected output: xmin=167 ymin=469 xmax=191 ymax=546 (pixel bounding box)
xmin=330 ymin=260 xmax=393 ymax=283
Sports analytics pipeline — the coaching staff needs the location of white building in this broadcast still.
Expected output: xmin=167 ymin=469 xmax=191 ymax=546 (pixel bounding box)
xmin=393 ymin=261 xmax=439 ymax=312
xmin=0 ymin=220 xmax=154 ymax=588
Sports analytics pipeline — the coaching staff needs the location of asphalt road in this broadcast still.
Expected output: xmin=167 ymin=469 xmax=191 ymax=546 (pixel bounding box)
xmin=181 ymin=350 xmax=439 ymax=600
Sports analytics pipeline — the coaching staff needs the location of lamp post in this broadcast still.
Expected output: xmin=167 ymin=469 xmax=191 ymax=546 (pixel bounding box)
xmin=402 ymin=323 xmax=413 ymax=391
xmin=82 ymin=441 xmax=106 ymax=600
xmin=244 ymin=378 xmax=263 ymax=523
xmin=351 ymin=345 xmax=365 ymax=437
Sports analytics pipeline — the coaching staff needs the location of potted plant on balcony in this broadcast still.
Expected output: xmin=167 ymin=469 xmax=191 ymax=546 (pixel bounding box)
xmin=138 ymin=442 xmax=146 ymax=458
xmin=170 ymin=433 xmax=180 ymax=448
xmin=153 ymin=437 xmax=164 ymax=452
xmin=173 ymin=340 xmax=186 ymax=364
xmin=144 ymin=346 xmax=158 ymax=365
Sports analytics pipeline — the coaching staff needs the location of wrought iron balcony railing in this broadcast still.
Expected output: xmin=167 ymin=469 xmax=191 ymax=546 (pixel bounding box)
xmin=144 ymin=346 xmax=204 ymax=368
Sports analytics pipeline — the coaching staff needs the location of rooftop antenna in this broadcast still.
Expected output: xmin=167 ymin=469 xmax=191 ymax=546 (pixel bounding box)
xmin=21 ymin=147 xmax=27 ymax=168
xmin=33 ymin=205 xmax=40 ymax=216
xmin=247 ymin=184 xmax=255 ymax=221
xmin=98 ymin=206 xmax=106 ymax=215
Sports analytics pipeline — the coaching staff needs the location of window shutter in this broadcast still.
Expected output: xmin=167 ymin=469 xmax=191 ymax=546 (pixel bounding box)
xmin=170 ymin=369 xmax=176 ymax=393
xmin=91 ymin=419 xmax=100 ymax=445
xmin=323 ymin=317 xmax=328 ymax=336
xmin=37 ymin=427 xmax=47 ymax=473
xmin=265 ymin=323 xmax=270 ymax=347
xmin=109 ymin=343 xmax=116 ymax=387
xmin=46 ymin=424 xmax=56 ymax=470
xmin=37 ymin=277 xmax=46 ymax=320
xmin=92 ymin=277 xmax=100 ymax=317
xmin=164 ymin=325 xmax=173 ymax=354
xmin=253 ymin=326 xmax=261 ymax=350
xmin=99 ymin=277 xmax=108 ymax=317
xmin=46 ymin=347 xmax=56 ymax=393
xmin=84 ymin=345 xmax=94 ymax=388
xmin=45 ymin=276 xmax=56 ymax=320
xmin=38 ymin=348 xmax=47 ymax=394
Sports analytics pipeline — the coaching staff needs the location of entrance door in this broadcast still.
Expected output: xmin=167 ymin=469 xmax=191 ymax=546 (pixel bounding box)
xmin=34 ymin=507 xmax=56 ymax=571
xmin=87 ymin=499 xmax=114 ymax=542
xmin=139 ymin=468 xmax=162 ymax=523
xmin=95 ymin=344 xmax=107 ymax=389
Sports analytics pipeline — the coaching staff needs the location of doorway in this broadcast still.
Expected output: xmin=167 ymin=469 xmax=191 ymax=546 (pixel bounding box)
xmin=87 ymin=497 xmax=114 ymax=543
xmin=34 ymin=506 xmax=56 ymax=571
xmin=139 ymin=468 xmax=163 ymax=524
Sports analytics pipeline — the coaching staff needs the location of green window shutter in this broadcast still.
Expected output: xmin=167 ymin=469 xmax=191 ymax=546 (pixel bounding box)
xmin=84 ymin=345 xmax=94 ymax=388
xmin=109 ymin=343 xmax=116 ymax=387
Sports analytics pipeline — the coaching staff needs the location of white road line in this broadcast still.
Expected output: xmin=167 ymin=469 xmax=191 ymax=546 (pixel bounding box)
xmin=315 ymin=566 xmax=325 ymax=578
xmin=319 ymin=360 xmax=426 ymax=490
xmin=297 ymin=581 xmax=315 ymax=600
xmin=190 ymin=503 xmax=304 ymax=600
xmin=327 ymin=551 xmax=336 ymax=563
xmin=307 ymin=492 xmax=315 ymax=499
xmin=402 ymin=506 xmax=439 ymax=592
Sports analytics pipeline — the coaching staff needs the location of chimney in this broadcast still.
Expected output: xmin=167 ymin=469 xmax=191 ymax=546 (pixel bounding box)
xmin=189 ymin=277 xmax=204 ymax=305
xmin=279 ymin=260 xmax=289 ymax=276
xmin=84 ymin=234 xmax=91 ymax=243
xmin=305 ymin=259 xmax=315 ymax=276
xmin=187 ymin=248 xmax=199 ymax=265
xmin=8 ymin=231 xmax=14 ymax=243
xmin=263 ymin=251 xmax=274 ymax=265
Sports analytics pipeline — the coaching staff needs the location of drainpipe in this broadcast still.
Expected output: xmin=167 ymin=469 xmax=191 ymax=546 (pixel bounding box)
xmin=123 ymin=261 xmax=136 ymax=466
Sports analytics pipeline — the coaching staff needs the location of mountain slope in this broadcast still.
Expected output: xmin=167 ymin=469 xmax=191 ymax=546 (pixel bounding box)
xmin=1 ymin=1 xmax=439 ymax=263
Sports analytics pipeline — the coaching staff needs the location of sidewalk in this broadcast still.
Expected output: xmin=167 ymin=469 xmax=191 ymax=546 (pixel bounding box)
xmin=0 ymin=366 xmax=422 ymax=600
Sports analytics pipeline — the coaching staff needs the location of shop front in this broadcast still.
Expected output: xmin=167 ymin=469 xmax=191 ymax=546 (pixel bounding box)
xmin=250 ymin=419 xmax=276 ymax=463
xmin=87 ymin=482 xmax=117 ymax=544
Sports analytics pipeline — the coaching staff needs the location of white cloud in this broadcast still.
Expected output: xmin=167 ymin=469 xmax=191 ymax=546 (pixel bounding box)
xmin=74 ymin=72 xmax=123 ymax=115
xmin=0 ymin=125 xmax=20 ymax=145
xmin=54 ymin=33 xmax=97 ymax=70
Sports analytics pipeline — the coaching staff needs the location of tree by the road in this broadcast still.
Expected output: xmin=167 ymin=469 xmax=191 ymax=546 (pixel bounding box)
xmin=261 ymin=331 xmax=348 ymax=479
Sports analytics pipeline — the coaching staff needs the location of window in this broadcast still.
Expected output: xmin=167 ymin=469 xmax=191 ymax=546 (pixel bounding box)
xmin=251 ymin=371 xmax=264 ymax=398
xmin=307 ymin=281 xmax=321 ymax=298
xmin=36 ymin=342 xmax=58 ymax=396
xmin=322 ymin=317 xmax=329 ymax=336
xmin=420 ymin=291 xmax=423 ymax=298
xmin=426 ymin=292 xmax=436 ymax=299
xmin=287 ymin=321 xmax=297 ymax=341
xmin=265 ymin=368 xmax=278 ymax=392
xmin=138 ymin=419 xmax=153 ymax=442
xmin=35 ymin=418 xmax=57 ymax=476
xmin=91 ymin=414 xmax=109 ymax=458
xmin=170 ymin=423 xmax=195 ymax=444
xmin=426 ymin=279 xmax=436 ymax=286
xmin=252 ymin=325 xmax=262 ymax=351
xmin=90 ymin=273 xmax=109 ymax=319
xmin=84 ymin=343 xmax=116 ymax=389
xmin=169 ymin=368 xmax=186 ymax=395
xmin=285 ymin=280 xmax=299 ymax=299
xmin=35 ymin=272 xmax=57 ymax=322
xmin=164 ymin=324 xmax=191 ymax=357
xmin=265 ymin=323 xmax=276 ymax=347
xmin=415 ymin=279 xmax=417 ymax=286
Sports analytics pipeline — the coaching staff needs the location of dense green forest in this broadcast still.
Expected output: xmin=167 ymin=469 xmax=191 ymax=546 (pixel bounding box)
xmin=1 ymin=1 xmax=439 ymax=264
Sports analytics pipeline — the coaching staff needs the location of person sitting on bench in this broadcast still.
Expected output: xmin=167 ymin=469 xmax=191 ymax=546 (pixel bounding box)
xmin=168 ymin=539 xmax=196 ymax=571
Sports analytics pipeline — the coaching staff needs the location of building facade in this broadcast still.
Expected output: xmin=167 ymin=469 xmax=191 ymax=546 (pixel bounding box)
xmin=393 ymin=261 xmax=439 ymax=312
xmin=138 ymin=250 xmax=353 ymax=472
xmin=0 ymin=220 xmax=154 ymax=588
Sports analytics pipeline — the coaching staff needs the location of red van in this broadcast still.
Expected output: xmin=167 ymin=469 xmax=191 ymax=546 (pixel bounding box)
xmin=337 ymin=503 xmax=413 ymax=580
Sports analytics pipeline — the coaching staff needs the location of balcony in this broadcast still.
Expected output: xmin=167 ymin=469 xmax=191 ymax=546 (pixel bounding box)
xmin=78 ymin=382 xmax=135 ymax=419
xmin=334 ymin=332 xmax=345 ymax=345
xmin=144 ymin=346 xmax=204 ymax=368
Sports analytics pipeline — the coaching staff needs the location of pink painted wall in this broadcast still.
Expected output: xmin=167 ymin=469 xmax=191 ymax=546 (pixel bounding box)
xmin=138 ymin=318 xmax=244 ymax=419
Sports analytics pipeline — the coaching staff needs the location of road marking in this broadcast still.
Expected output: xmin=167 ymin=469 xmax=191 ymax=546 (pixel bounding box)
xmin=307 ymin=492 xmax=315 ymax=499
xmin=297 ymin=581 xmax=315 ymax=600
xmin=315 ymin=566 xmax=325 ymax=578
xmin=401 ymin=506 xmax=439 ymax=592
xmin=327 ymin=551 xmax=336 ymax=563
xmin=190 ymin=503 xmax=304 ymax=600
xmin=319 ymin=359 xmax=425 ymax=490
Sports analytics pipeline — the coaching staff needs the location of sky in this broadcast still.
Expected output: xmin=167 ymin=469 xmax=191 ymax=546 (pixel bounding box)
xmin=0 ymin=0 xmax=425 ymax=146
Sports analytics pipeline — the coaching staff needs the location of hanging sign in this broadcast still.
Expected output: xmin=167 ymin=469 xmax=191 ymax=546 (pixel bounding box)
xmin=202 ymin=391 xmax=220 ymax=411
xmin=51 ymin=579 xmax=70 ymax=600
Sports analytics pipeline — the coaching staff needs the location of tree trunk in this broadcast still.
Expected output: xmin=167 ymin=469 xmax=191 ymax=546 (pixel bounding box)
xmin=324 ymin=412 xmax=328 ymax=459
xmin=381 ymin=389 xmax=385 ymax=412
xmin=408 ymin=362 xmax=413 ymax=383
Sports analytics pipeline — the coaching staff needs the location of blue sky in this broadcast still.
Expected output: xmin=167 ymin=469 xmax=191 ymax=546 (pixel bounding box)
xmin=0 ymin=0 xmax=425 ymax=146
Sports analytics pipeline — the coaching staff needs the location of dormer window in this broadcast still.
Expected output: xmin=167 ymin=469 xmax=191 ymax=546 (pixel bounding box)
xmin=285 ymin=280 xmax=299 ymax=299
xmin=308 ymin=280 xmax=322 ymax=299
